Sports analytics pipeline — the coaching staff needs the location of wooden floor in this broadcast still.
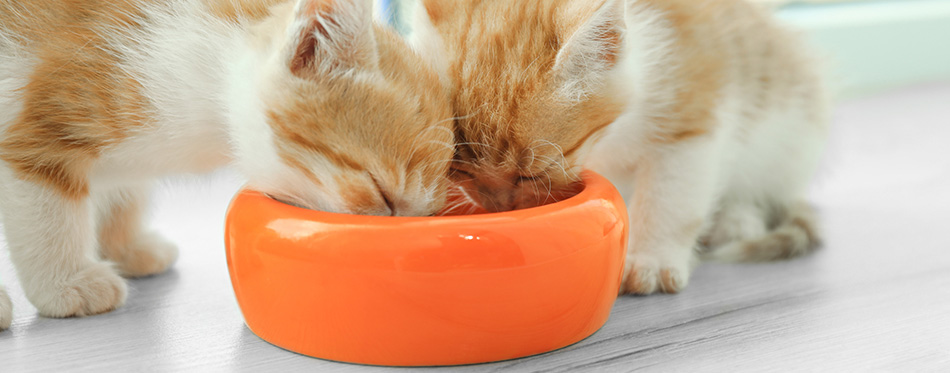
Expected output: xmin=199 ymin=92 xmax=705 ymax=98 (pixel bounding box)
xmin=2 ymin=83 xmax=949 ymax=371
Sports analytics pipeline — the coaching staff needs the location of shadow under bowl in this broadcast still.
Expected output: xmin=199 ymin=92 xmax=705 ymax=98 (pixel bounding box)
xmin=224 ymin=170 xmax=628 ymax=366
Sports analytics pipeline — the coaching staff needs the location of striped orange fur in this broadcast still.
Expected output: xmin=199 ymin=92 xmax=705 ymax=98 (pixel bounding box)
xmin=0 ymin=0 xmax=454 ymax=322
xmin=412 ymin=0 xmax=828 ymax=294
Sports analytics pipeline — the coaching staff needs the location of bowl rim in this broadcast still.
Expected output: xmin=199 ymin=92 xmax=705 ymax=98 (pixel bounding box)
xmin=233 ymin=170 xmax=614 ymax=224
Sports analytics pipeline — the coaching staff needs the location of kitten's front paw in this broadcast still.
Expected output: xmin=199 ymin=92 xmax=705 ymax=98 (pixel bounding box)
xmin=622 ymin=251 xmax=694 ymax=295
xmin=29 ymin=262 xmax=127 ymax=318
xmin=112 ymin=231 xmax=179 ymax=278
xmin=0 ymin=286 xmax=12 ymax=331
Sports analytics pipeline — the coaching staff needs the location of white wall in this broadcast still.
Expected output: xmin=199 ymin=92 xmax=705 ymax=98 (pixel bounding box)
xmin=778 ymin=0 xmax=950 ymax=100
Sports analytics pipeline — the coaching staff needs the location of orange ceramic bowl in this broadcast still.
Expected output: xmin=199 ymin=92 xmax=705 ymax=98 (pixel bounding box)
xmin=224 ymin=171 xmax=627 ymax=366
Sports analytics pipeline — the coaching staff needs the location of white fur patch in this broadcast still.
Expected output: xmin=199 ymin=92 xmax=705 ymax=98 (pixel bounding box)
xmin=89 ymin=2 xmax=234 ymax=186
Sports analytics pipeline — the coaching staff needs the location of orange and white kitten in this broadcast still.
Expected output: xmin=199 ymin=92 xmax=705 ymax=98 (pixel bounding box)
xmin=409 ymin=0 xmax=827 ymax=294
xmin=0 ymin=0 xmax=453 ymax=328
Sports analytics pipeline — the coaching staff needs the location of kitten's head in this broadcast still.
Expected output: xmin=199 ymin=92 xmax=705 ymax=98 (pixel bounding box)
xmin=231 ymin=0 xmax=454 ymax=216
xmin=411 ymin=0 xmax=627 ymax=212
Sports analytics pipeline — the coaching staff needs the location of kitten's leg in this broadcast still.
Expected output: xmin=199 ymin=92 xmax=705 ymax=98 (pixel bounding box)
xmin=621 ymin=139 xmax=721 ymax=294
xmin=0 ymin=177 xmax=127 ymax=317
xmin=705 ymin=201 xmax=820 ymax=262
xmin=96 ymin=185 xmax=178 ymax=278
xmin=0 ymin=285 xmax=12 ymax=330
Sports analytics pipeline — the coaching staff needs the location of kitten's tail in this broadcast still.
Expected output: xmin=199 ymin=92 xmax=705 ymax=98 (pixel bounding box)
xmin=705 ymin=202 xmax=821 ymax=262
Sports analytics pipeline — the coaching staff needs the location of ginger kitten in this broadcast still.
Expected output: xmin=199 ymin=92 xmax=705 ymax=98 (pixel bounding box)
xmin=409 ymin=0 xmax=827 ymax=294
xmin=0 ymin=0 xmax=453 ymax=328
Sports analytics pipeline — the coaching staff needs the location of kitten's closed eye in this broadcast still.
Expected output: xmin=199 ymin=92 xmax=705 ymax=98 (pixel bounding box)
xmin=449 ymin=166 xmax=475 ymax=179
xmin=516 ymin=175 xmax=541 ymax=184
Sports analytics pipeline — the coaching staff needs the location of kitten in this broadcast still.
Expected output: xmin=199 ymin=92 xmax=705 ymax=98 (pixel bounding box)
xmin=409 ymin=0 xmax=827 ymax=294
xmin=0 ymin=0 xmax=453 ymax=327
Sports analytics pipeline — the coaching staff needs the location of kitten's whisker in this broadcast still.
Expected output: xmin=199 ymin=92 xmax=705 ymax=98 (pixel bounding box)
xmin=530 ymin=176 xmax=541 ymax=203
xmin=408 ymin=119 xmax=457 ymax=164
xmin=536 ymin=155 xmax=570 ymax=179
xmin=439 ymin=186 xmax=481 ymax=216
xmin=455 ymin=141 xmax=493 ymax=148
xmin=532 ymin=139 xmax=567 ymax=159
xmin=425 ymin=119 xmax=459 ymax=135
xmin=405 ymin=139 xmax=425 ymax=166
xmin=441 ymin=113 xmax=475 ymax=124
xmin=439 ymin=201 xmax=468 ymax=215
xmin=428 ymin=140 xmax=455 ymax=150
xmin=418 ymin=157 xmax=477 ymax=174
xmin=543 ymin=176 xmax=554 ymax=202
xmin=449 ymin=159 xmax=476 ymax=167
xmin=521 ymin=55 xmax=543 ymax=82
xmin=521 ymin=148 xmax=536 ymax=174
xmin=407 ymin=140 xmax=455 ymax=169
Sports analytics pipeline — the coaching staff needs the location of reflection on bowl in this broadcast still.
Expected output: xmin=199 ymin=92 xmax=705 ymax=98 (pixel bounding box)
xmin=224 ymin=170 xmax=628 ymax=366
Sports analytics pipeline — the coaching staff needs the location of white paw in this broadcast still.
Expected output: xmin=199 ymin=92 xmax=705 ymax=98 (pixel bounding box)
xmin=28 ymin=261 xmax=128 ymax=318
xmin=622 ymin=250 xmax=695 ymax=294
xmin=112 ymin=231 xmax=179 ymax=278
xmin=0 ymin=286 xmax=12 ymax=331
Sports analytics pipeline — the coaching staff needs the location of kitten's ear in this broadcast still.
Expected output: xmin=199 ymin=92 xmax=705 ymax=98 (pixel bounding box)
xmin=416 ymin=0 xmax=451 ymax=26
xmin=404 ymin=0 xmax=451 ymax=85
xmin=287 ymin=0 xmax=378 ymax=78
xmin=554 ymin=0 xmax=626 ymax=100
